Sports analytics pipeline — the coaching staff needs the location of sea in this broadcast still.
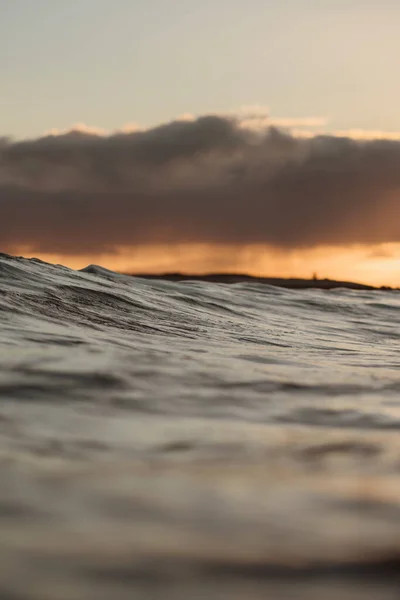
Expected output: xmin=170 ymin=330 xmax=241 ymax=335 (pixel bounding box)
xmin=1 ymin=251 xmax=400 ymax=600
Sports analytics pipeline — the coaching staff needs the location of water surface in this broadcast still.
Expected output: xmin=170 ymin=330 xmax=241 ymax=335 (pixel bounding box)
xmin=1 ymin=252 xmax=400 ymax=599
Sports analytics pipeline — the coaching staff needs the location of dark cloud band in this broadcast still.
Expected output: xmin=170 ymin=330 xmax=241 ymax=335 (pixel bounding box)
xmin=1 ymin=115 xmax=400 ymax=254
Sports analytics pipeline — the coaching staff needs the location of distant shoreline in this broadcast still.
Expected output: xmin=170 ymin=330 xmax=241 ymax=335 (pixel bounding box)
xmin=0 ymin=253 xmax=396 ymax=290
xmin=127 ymin=273 xmax=397 ymax=291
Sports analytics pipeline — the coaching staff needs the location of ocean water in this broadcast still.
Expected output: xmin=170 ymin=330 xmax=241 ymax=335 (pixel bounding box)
xmin=1 ymin=251 xmax=400 ymax=599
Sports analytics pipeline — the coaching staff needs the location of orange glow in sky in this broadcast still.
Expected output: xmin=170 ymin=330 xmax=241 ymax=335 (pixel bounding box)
xmin=16 ymin=243 xmax=400 ymax=288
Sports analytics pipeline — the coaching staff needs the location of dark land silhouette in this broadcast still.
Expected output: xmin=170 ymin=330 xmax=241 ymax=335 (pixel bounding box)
xmin=128 ymin=273 xmax=396 ymax=291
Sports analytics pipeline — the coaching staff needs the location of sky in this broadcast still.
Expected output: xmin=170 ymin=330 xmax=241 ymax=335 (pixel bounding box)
xmin=2 ymin=0 xmax=400 ymax=138
xmin=1 ymin=0 xmax=400 ymax=285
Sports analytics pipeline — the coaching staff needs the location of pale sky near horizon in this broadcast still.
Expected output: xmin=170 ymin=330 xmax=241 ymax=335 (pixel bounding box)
xmin=1 ymin=0 xmax=400 ymax=139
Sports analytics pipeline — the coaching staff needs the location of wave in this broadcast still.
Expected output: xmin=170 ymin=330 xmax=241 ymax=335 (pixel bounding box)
xmin=1 ymin=252 xmax=400 ymax=420
xmin=1 ymin=252 xmax=400 ymax=599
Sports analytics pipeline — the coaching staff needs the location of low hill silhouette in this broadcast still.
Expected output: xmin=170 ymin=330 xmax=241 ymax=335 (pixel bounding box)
xmin=127 ymin=272 xmax=396 ymax=291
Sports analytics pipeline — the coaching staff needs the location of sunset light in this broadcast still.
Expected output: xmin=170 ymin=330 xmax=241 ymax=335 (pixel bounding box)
xmin=16 ymin=242 xmax=400 ymax=288
xmin=2 ymin=2 xmax=400 ymax=598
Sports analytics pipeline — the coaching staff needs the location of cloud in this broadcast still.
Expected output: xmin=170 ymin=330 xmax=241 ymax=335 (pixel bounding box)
xmin=43 ymin=123 xmax=107 ymax=137
xmin=334 ymin=129 xmax=400 ymax=141
xmin=1 ymin=113 xmax=400 ymax=256
xmin=365 ymin=244 xmax=398 ymax=259
xmin=219 ymin=106 xmax=328 ymax=132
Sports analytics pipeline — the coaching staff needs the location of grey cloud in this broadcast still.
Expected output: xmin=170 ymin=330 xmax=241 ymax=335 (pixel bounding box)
xmin=1 ymin=115 xmax=400 ymax=255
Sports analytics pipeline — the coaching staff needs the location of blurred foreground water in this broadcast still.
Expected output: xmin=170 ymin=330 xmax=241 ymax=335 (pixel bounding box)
xmin=1 ymin=252 xmax=400 ymax=599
